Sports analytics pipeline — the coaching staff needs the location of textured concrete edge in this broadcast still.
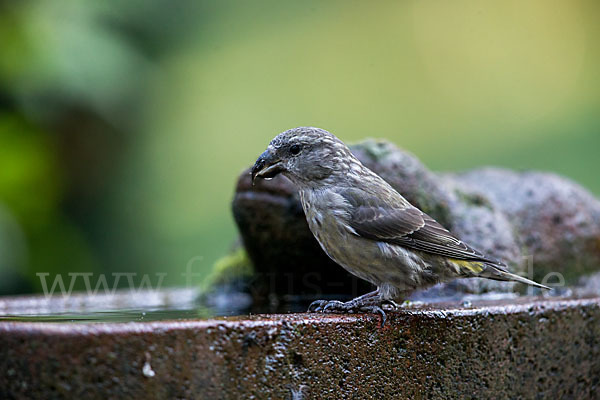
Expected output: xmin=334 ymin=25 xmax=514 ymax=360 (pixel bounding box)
xmin=0 ymin=296 xmax=597 ymax=335
xmin=1 ymin=296 xmax=599 ymax=399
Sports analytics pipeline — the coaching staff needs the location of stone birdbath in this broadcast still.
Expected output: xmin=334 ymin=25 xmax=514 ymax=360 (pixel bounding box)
xmin=2 ymin=140 xmax=600 ymax=398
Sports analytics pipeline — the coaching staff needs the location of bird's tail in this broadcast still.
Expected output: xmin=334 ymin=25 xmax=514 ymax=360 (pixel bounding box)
xmin=482 ymin=263 xmax=551 ymax=290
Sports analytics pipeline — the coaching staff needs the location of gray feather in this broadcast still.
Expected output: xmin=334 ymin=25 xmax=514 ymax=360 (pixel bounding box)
xmin=339 ymin=187 xmax=504 ymax=266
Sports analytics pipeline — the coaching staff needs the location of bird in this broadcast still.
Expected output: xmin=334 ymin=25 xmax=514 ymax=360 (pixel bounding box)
xmin=251 ymin=127 xmax=550 ymax=323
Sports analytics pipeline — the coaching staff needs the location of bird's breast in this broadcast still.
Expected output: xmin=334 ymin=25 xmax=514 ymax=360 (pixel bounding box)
xmin=299 ymin=189 xmax=357 ymax=256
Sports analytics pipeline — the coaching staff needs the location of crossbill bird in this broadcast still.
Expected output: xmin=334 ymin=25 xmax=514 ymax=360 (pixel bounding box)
xmin=251 ymin=127 xmax=550 ymax=323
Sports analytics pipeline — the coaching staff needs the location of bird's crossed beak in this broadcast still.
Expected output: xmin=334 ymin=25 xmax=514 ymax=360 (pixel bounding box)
xmin=251 ymin=149 xmax=285 ymax=185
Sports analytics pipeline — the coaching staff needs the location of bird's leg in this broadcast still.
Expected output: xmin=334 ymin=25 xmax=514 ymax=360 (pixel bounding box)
xmin=308 ymin=289 xmax=394 ymax=325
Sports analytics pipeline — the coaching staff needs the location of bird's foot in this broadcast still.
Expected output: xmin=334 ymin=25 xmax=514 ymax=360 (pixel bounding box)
xmin=307 ymin=299 xmax=338 ymax=313
xmin=308 ymin=293 xmax=395 ymax=326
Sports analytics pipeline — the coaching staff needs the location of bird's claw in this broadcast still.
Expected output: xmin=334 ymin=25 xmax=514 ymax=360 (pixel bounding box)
xmin=362 ymin=305 xmax=387 ymax=327
xmin=308 ymin=299 xmax=333 ymax=312
xmin=382 ymin=299 xmax=401 ymax=309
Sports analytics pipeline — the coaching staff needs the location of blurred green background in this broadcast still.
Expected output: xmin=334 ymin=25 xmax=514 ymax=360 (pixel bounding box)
xmin=0 ymin=0 xmax=598 ymax=295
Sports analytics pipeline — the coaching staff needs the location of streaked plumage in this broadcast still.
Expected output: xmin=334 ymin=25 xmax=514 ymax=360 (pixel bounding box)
xmin=251 ymin=127 xmax=549 ymax=321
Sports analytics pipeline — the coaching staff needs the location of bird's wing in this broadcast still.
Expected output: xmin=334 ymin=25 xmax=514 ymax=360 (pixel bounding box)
xmin=339 ymin=188 xmax=500 ymax=264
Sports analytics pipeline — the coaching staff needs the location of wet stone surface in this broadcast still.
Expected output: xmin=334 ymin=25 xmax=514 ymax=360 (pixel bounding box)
xmin=1 ymin=296 xmax=599 ymax=399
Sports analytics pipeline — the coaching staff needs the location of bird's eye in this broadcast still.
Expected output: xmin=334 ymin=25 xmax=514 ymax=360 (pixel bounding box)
xmin=290 ymin=144 xmax=301 ymax=155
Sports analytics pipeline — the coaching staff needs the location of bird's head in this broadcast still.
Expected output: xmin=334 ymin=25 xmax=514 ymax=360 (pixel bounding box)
xmin=251 ymin=127 xmax=354 ymax=187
